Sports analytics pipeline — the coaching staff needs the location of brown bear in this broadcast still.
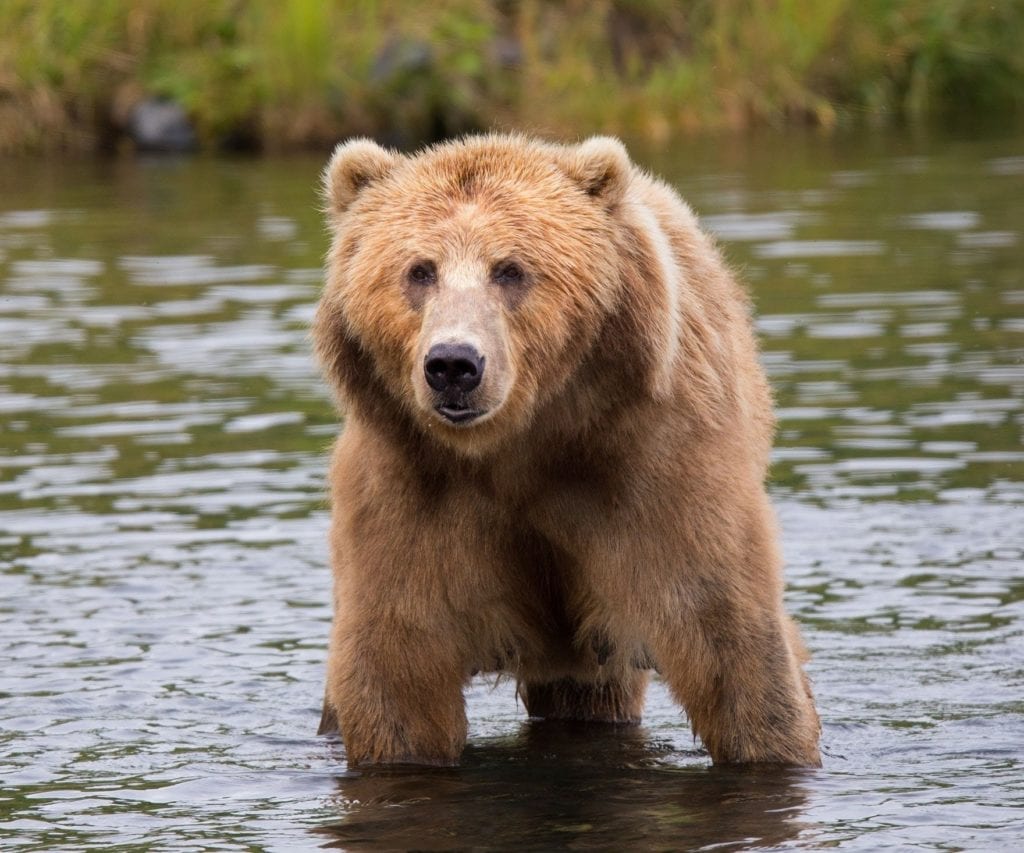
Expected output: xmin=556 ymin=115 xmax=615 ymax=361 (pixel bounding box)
xmin=312 ymin=134 xmax=821 ymax=768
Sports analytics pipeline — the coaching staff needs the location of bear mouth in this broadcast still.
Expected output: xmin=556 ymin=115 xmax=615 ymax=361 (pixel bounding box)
xmin=436 ymin=403 xmax=483 ymax=424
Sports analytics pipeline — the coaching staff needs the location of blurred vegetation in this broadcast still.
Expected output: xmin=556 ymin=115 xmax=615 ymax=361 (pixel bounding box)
xmin=2 ymin=0 xmax=1023 ymax=153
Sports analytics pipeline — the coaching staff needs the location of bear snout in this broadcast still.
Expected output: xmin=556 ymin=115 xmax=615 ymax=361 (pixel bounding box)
xmin=424 ymin=342 xmax=486 ymax=423
xmin=424 ymin=343 xmax=484 ymax=393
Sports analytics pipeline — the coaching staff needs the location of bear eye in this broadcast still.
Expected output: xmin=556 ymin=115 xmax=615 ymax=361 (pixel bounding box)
xmin=408 ymin=262 xmax=436 ymax=285
xmin=492 ymin=261 xmax=525 ymax=285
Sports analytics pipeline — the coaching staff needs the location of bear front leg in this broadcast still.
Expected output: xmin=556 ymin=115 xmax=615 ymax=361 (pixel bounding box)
xmin=544 ymin=472 xmax=821 ymax=767
xmin=651 ymin=600 xmax=821 ymax=767
xmin=325 ymin=610 xmax=468 ymax=766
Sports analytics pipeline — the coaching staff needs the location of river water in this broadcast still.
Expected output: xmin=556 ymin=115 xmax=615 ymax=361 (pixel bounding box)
xmin=1 ymin=131 xmax=1022 ymax=850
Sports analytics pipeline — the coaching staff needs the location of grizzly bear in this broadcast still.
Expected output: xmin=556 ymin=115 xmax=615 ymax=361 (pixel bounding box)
xmin=313 ymin=134 xmax=821 ymax=767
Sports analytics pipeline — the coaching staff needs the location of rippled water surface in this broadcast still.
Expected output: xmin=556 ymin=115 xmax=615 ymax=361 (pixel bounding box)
xmin=2 ymin=133 xmax=1023 ymax=850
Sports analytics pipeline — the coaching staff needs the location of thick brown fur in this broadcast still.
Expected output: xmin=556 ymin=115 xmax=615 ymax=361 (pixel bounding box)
xmin=312 ymin=134 xmax=821 ymax=767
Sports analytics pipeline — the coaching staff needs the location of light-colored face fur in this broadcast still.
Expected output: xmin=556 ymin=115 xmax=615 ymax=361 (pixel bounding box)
xmin=315 ymin=135 xmax=635 ymax=455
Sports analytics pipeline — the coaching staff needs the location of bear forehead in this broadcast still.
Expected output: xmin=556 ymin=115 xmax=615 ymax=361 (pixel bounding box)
xmin=415 ymin=137 xmax=566 ymax=184
xmin=352 ymin=146 xmax=613 ymax=251
xmin=380 ymin=141 xmax=582 ymax=211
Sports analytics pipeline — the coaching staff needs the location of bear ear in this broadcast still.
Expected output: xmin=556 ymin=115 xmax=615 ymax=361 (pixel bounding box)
xmin=323 ymin=138 xmax=399 ymax=215
xmin=560 ymin=136 xmax=632 ymax=206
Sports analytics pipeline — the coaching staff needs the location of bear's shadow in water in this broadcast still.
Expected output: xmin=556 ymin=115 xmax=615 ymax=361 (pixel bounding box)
xmin=314 ymin=722 xmax=812 ymax=850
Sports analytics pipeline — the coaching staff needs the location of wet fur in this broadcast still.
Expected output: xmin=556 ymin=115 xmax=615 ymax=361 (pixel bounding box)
xmin=313 ymin=134 xmax=821 ymax=767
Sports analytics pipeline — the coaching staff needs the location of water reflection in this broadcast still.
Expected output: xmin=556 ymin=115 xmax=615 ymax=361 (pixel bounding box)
xmin=318 ymin=724 xmax=812 ymax=851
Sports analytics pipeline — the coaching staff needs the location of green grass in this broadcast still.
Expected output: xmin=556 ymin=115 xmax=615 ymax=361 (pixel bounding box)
xmin=2 ymin=0 xmax=1023 ymax=153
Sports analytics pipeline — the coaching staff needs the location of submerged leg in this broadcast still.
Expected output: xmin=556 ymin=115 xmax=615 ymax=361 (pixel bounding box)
xmin=325 ymin=613 xmax=469 ymax=766
xmin=520 ymin=670 xmax=648 ymax=724
xmin=651 ymin=603 xmax=821 ymax=766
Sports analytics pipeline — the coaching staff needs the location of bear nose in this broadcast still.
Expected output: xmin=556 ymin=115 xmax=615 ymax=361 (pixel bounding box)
xmin=424 ymin=343 xmax=484 ymax=393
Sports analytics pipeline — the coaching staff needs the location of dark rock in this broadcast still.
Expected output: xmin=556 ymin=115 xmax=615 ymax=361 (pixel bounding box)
xmin=490 ymin=35 xmax=522 ymax=68
xmin=128 ymin=98 xmax=197 ymax=153
xmin=370 ymin=39 xmax=433 ymax=85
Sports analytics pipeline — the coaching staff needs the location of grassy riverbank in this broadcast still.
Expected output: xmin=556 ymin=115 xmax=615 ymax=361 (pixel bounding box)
xmin=2 ymin=0 xmax=1023 ymax=153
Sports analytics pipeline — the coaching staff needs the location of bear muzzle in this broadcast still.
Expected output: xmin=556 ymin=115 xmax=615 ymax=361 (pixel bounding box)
xmin=424 ymin=342 xmax=486 ymax=424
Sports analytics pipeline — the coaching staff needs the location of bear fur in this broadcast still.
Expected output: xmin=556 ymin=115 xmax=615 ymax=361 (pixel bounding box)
xmin=312 ymin=134 xmax=821 ymax=767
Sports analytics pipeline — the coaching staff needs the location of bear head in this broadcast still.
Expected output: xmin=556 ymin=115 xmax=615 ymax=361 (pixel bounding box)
xmin=314 ymin=134 xmax=678 ymax=457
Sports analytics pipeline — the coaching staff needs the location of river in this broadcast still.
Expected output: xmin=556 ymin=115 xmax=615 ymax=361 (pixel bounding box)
xmin=1 ymin=130 xmax=1022 ymax=849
